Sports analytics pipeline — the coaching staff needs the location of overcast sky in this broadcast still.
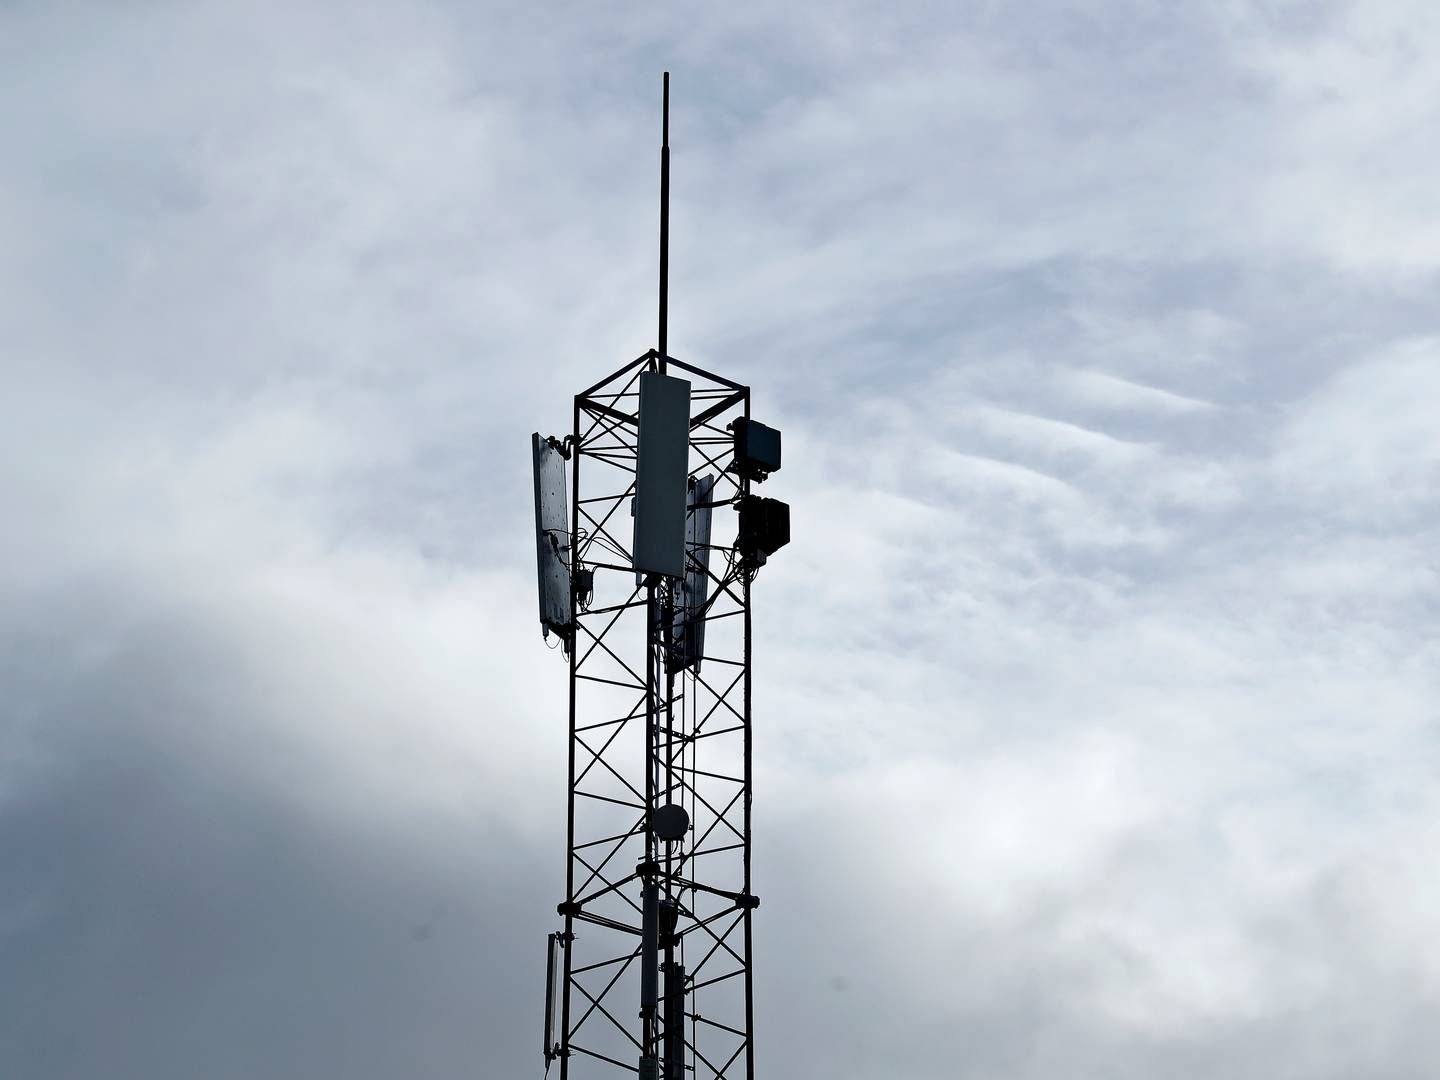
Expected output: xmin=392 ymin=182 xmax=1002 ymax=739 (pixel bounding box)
xmin=4 ymin=2 xmax=1440 ymax=1077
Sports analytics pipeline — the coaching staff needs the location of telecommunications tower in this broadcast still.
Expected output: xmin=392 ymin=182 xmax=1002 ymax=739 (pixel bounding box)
xmin=530 ymin=74 xmax=789 ymax=1080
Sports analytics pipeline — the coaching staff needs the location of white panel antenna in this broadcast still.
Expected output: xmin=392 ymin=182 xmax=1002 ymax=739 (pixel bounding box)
xmin=531 ymin=433 xmax=571 ymax=639
xmin=632 ymin=372 xmax=691 ymax=578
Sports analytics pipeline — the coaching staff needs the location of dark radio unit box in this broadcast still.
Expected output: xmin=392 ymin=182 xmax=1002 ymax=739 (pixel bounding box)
xmin=731 ymin=417 xmax=782 ymax=481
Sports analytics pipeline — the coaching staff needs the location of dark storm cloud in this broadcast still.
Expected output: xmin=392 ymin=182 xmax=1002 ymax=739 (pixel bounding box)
xmin=0 ymin=578 xmax=554 ymax=1077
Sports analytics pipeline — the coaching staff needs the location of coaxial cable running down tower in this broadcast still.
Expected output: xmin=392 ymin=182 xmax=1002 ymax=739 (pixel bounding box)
xmin=531 ymin=74 xmax=789 ymax=1080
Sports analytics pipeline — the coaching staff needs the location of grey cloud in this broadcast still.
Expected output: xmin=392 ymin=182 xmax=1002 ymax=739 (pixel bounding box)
xmin=4 ymin=1 xmax=1440 ymax=1078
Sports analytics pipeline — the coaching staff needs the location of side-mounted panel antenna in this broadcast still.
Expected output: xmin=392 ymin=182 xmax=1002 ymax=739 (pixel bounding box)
xmin=670 ymin=472 xmax=715 ymax=672
xmin=532 ymin=433 xmax=571 ymax=639
xmin=543 ymin=931 xmax=560 ymax=1063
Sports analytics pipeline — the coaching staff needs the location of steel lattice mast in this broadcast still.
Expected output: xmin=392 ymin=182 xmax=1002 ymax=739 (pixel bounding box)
xmin=533 ymin=74 xmax=786 ymax=1080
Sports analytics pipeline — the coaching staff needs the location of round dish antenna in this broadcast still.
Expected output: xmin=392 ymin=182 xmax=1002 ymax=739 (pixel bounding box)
xmin=651 ymin=803 xmax=689 ymax=842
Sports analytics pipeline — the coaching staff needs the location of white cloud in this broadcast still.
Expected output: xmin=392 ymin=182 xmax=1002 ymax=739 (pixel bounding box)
xmin=3 ymin=2 xmax=1439 ymax=1077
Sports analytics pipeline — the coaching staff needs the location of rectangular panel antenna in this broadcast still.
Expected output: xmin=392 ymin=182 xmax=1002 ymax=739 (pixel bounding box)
xmin=532 ymin=433 xmax=571 ymax=637
xmin=633 ymin=372 xmax=691 ymax=578
xmin=671 ymin=473 xmax=715 ymax=672
xmin=543 ymin=931 xmax=559 ymax=1061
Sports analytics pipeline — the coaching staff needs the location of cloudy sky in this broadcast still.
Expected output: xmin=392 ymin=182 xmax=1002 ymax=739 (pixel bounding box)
xmin=4 ymin=1 xmax=1439 ymax=1077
